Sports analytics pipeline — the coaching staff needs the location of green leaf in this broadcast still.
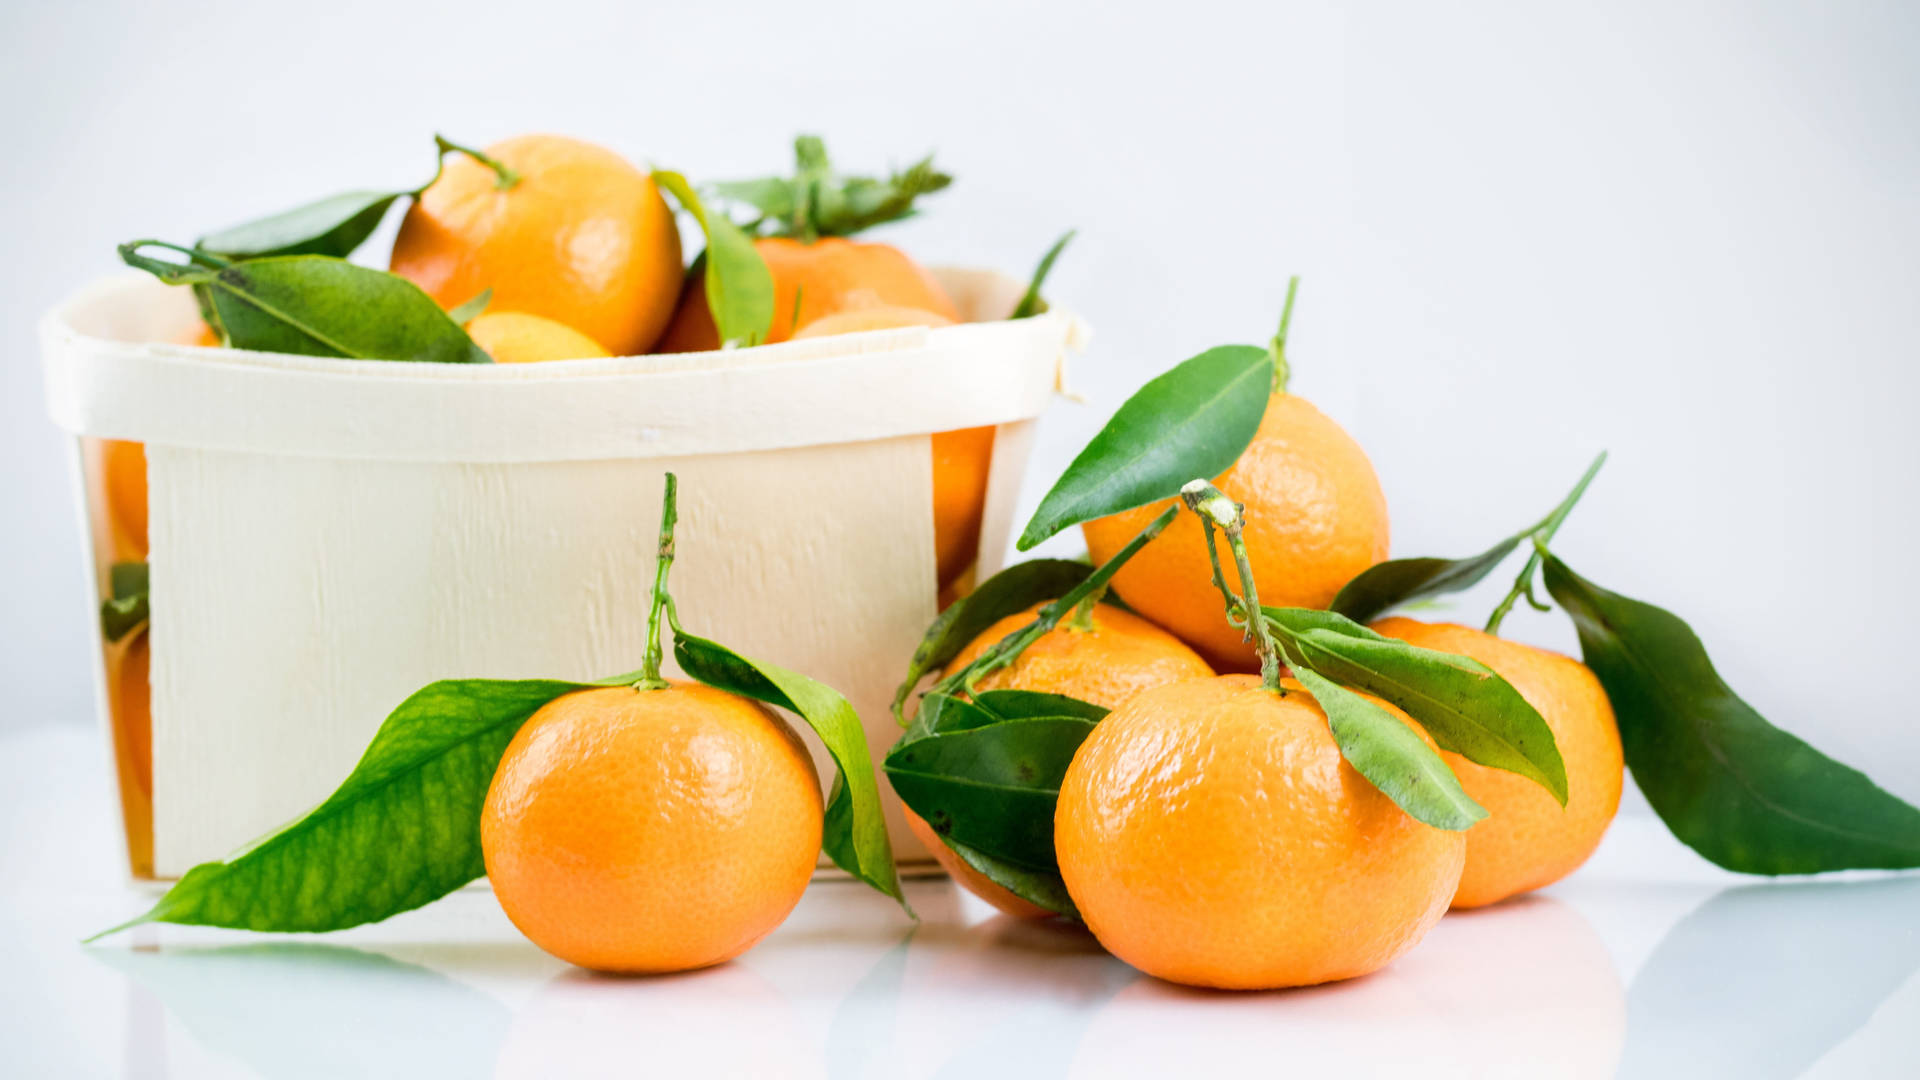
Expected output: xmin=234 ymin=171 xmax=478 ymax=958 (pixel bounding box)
xmin=1542 ymin=553 xmax=1920 ymax=873
xmin=884 ymin=717 xmax=1094 ymax=870
xmin=99 ymin=561 xmax=150 ymax=643
xmin=673 ymin=630 xmax=905 ymax=905
xmin=653 ymin=170 xmax=775 ymax=347
xmin=710 ymin=136 xmax=952 ymax=240
xmin=1265 ymin=606 xmax=1569 ymax=804
xmin=1329 ymin=535 xmax=1525 ymax=625
xmin=1017 ymin=345 xmax=1273 ymax=549
xmin=445 ymin=288 xmax=492 ymax=325
xmin=891 ymin=558 xmax=1095 ymax=723
xmin=117 ymin=243 xmax=491 ymax=364
xmin=972 ymin=689 xmax=1108 ymax=723
xmin=939 ymin=835 xmax=1079 ymax=918
xmin=904 ymin=691 xmax=1003 ymax=742
xmin=89 ymin=678 xmax=590 ymax=938
xmin=1292 ymin=667 xmax=1486 ymax=830
xmin=197 ymin=191 xmax=408 ymax=260
xmin=1009 ymin=230 xmax=1075 ymax=320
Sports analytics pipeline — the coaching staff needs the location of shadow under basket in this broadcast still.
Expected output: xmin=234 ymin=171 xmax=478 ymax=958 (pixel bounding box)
xmin=41 ymin=267 xmax=1083 ymax=881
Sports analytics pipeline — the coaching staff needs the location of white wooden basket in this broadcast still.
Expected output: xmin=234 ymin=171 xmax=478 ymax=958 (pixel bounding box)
xmin=42 ymin=269 xmax=1081 ymax=879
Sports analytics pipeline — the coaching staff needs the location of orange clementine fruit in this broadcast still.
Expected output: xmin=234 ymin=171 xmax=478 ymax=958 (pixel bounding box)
xmin=1372 ymin=618 xmax=1624 ymax=909
xmin=481 ymin=682 xmax=823 ymax=973
xmin=1055 ymin=674 xmax=1464 ymax=989
xmin=944 ymin=601 xmax=1214 ymax=712
xmin=656 ymin=237 xmax=958 ymax=352
xmin=466 ymin=311 xmax=612 ymax=364
xmin=906 ymin=601 xmax=1213 ymax=918
xmin=390 ymin=135 xmax=682 ymax=356
xmin=101 ymin=440 xmax=148 ymax=560
xmin=112 ymin=631 xmax=153 ymax=877
xmin=793 ymin=305 xmax=990 ymax=591
xmin=1082 ymin=392 xmax=1389 ymax=670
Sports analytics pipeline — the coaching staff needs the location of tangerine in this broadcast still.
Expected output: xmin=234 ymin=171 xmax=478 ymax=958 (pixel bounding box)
xmin=466 ymin=311 xmax=612 ymax=364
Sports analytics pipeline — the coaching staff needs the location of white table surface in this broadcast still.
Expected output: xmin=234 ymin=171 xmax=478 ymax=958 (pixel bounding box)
xmin=4 ymin=723 xmax=1917 ymax=1079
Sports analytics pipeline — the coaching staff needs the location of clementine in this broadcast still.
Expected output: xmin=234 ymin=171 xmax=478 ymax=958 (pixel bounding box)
xmin=466 ymin=311 xmax=611 ymax=364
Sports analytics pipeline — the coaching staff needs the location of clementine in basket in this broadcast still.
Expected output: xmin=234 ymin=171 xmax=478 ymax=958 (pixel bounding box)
xmin=1082 ymin=294 xmax=1387 ymax=670
xmin=112 ymin=631 xmax=153 ymax=877
xmin=1055 ymin=672 xmax=1464 ymax=989
xmin=655 ymin=136 xmax=957 ymax=352
xmin=908 ymin=598 xmax=1213 ymax=918
xmin=482 ymin=682 xmax=823 ymax=973
xmin=390 ymin=135 xmax=682 ymax=356
xmin=1373 ymin=618 xmax=1623 ymax=909
xmin=794 ymin=305 xmax=989 ymax=590
xmin=466 ymin=311 xmax=611 ymax=364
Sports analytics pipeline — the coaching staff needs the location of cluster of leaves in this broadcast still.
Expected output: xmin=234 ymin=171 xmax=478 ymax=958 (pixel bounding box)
xmin=94 ymin=476 xmax=905 ymax=940
xmin=115 ymin=134 xmax=775 ymax=356
xmin=711 ymin=135 xmax=953 ymax=242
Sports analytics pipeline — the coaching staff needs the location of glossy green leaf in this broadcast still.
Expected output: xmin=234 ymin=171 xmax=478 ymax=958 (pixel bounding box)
xmin=674 ymin=629 xmax=905 ymax=904
xmin=1018 ymin=345 xmax=1273 ymax=549
xmin=1329 ymin=536 xmax=1525 ymax=625
xmin=653 ymin=170 xmax=775 ymax=347
xmin=1009 ymin=230 xmax=1074 ymax=320
xmin=939 ymin=835 xmax=1079 ymax=918
xmin=1542 ymin=553 xmax=1920 ymax=873
xmin=1293 ymin=667 xmax=1485 ymax=830
xmin=90 ymin=677 xmax=591 ymax=938
xmin=1265 ymin=606 xmax=1569 ymax=803
xmin=445 ymin=288 xmax=492 ymax=325
xmin=904 ymin=691 xmax=1002 ymax=742
xmin=99 ymin=560 xmax=150 ymax=643
xmin=884 ymin=717 xmax=1094 ymax=870
xmin=118 ymin=243 xmax=490 ymax=364
xmin=197 ymin=191 xmax=408 ymax=260
xmin=891 ymin=558 xmax=1095 ymax=723
xmin=972 ymin=690 xmax=1108 ymax=723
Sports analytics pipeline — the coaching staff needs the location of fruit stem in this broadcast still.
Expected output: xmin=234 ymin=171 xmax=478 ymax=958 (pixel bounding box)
xmin=1485 ymin=451 xmax=1608 ymax=635
xmin=1067 ymin=586 xmax=1104 ymax=633
xmin=1270 ymin=276 xmax=1300 ymax=394
xmin=434 ymin=135 xmax=520 ymax=191
xmin=1181 ymin=480 xmax=1286 ymax=694
xmin=633 ymin=473 xmax=679 ymax=691
xmin=938 ymin=506 xmax=1176 ymax=697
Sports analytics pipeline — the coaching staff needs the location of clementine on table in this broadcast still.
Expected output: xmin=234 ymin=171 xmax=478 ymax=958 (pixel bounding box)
xmin=1055 ymin=674 xmax=1464 ymax=989
xmin=466 ymin=311 xmax=612 ymax=364
xmin=908 ymin=600 xmax=1213 ymax=918
xmin=391 ymin=135 xmax=682 ymax=356
xmin=1372 ymin=618 xmax=1623 ymax=909
xmin=794 ymin=305 xmax=990 ymax=592
xmin=481 ymin=682 xmax=823 ymax=974
xmin=1082 ymin=392 xmax=1389 ymax=670
xmin=657 ymin=237 xmax=958 ymax=352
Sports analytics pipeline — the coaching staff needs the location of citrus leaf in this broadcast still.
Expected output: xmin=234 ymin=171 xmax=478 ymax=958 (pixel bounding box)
xmin=883 ymin=717 xmax=1095 ymax=870
xmin=653 ymin=171 xmax=775 ymax=347
xmin=673 ymin=629 xmax=906 ymax=906
xmin=904 ymin=692 xmax=1002 ymax=742
xmin=1266 ymin=606 xmax=1569 ymax=804
xmin=1292 ymin=667 xmax=1486 ymax=830
xmin=1009 ymin=230 xmax=1074 ymax=320
xmin=100 ymin=560 xmax=150 ymax=643
xmin=891 ymin=558 xmax=1095 ymax=724
xmin=197 ymin=191 xmax=408 ymax=260
xmin=1542 ymin=553 xmax=1920 ymax=873
xmin=88 ymin=677 xmax=592 ymax=938
xmin=118 ymin=243 xmax=490 ymax=364
xmin=1329 ymin=536 xmax=1525 ymax=625
xmin=445 ymin=288 xmax=492 ymax=325
xmin=938 ymin=835 xmax=1079 ymax=918
xmin=1017 ymin=345 xmax=1273 ymax=549
xmin=972 ymin=690 xmax=1108 ymax=723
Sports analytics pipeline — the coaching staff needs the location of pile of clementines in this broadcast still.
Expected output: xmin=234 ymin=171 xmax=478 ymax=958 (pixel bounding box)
xmin=92 ymin=131 xmax=1920 ymax=997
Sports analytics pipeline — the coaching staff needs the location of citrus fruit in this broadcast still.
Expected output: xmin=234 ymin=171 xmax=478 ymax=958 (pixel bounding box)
xmin=945 ymin=601 xmax=1214 ymax=711
xmin=1082 ymin=392 xmax=1388 ymax=670
xmin=390 ymin=135 xmax=682 ymax=356
xmin=793 ymin=305 xmax=991 ymax=591
xmin=466 ymin=311 xmax=612 ymax=364
xmin=1055 ymin=674 xmax=1465 ymax=989
xmin=1371 ymin=618 xmax=1624 ymax=908
xmin=481 ymin=682 xmax=823 ymax=973
xmin=907 ymin=601 xmax=1213 ymax=918
xmin=656 ymin=237 xmax=958 ymax=352
xmin=101 ymin=439 xmax=148 ymax=560
xmin=112 ymin=631 xmax=153 ymax=877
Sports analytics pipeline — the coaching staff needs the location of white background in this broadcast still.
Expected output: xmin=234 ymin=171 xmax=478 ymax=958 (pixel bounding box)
xmin=2 ymin=0 xmax=1916 ymax=804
